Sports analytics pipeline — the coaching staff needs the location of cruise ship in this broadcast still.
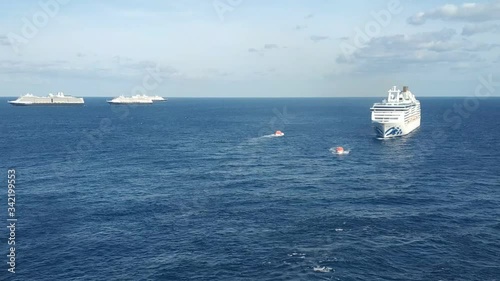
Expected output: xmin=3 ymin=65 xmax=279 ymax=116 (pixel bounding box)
xmin=136 ymin=94 xmax=166 ymax=102
xmin=8 ymin=92 xmax=84 ymax=106
xmin=370 ymin=86 xmax=421 ymax=138
xmin=107 ymin=95 xmax=153 ymax=104
xmin=150 ymin=95 xmax=166 ymax=102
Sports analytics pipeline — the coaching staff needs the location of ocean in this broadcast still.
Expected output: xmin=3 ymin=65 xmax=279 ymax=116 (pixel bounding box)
xmin=1 ymin=97 xmax=499 ymax=280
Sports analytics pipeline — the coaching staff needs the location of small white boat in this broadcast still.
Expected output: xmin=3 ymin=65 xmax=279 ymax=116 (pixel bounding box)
xmin=313 ymin=266 xmax=333 ymax=273
xmin=273 ymin=130 xmax=284 ymax=137
xmin=330 ymin=146 xmax=350 ymax=155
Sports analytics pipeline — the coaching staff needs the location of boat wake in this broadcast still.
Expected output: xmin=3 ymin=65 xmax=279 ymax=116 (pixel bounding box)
xmin=256 ymin=131 xmax=285 ymax=139
xmin=261 ymin=134 xmax=281 ymax=138
xmin=313 ymin=266 xmax=333 ymax=273
xmin=245 ymin=134 xmax=280 ymax=145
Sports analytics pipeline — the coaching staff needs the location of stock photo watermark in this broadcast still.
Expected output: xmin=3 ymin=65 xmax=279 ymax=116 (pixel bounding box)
xmin=416 ymin=74 xmax=498 ymax=153
xmin=50 ymin=63 xmax=166 ymax=180
xmin=442 ymin=74 xmax=498 ymax=130
xmin=258 ymin=106 xmax=291 ymax=137
xmin=213 ymin=0 xmax=243 ymax=22
xmin=339 ymin=0 xmax=402 ymax=60
xmin=7 ymin=0 xmax=70 ymax=54
xmin=6 ymin=169 xmax=17 ymax=273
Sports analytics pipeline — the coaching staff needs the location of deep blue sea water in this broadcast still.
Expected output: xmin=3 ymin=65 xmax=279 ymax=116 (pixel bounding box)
xmin=1 ymin=97 xmax=499 ymax=281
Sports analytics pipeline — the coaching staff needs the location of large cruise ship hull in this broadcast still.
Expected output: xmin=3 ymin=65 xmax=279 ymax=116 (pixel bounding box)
xmin=373 ymin=119 xmax=420 ymax=139
xmin=9 ymin=93 xmax=84 ymax=106
xmin=8 ymin=101 xmax=84 ymax=106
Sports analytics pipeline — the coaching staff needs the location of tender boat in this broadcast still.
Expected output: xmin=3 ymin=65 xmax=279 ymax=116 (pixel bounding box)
xmin=330 ymin=146 xmax=350 ymax=155
xmin=273 ymin=130 xmax=284 ymax=137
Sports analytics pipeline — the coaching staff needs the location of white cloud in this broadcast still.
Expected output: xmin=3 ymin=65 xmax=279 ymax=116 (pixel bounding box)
xmin=462 ymin=23 xmax=500 ymax=36
xmin=408 ymin=1 xmax=500 ymax=25
xmin=1 ymin=1 xmax=500 ymax=96
xmin=0 ymin=35 xmax=11 ymax=46
xmin=335 ymin=28 xmax=495 ymax=74
xmin=310 ymin=35 xmax=329 ymax=42
xmin=264 ymin=44 xmax=279 ymax=50
xmin=0 ymin=58 xmax=177 ymax=81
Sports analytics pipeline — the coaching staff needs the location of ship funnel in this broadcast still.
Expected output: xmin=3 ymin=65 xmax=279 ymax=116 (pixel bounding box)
xmin=403 ymin=86 xmax=408 ymax=92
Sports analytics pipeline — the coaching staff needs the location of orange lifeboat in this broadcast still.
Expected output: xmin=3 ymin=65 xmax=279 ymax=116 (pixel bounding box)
xmin=331 ymin=146 xmax=349 ymax=155
xmin=274 ymin=130 xmax=284 ymax=137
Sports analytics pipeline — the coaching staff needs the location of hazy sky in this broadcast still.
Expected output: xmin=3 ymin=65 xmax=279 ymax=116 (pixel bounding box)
xmin=1 ymin=0 xmax=499 ymax=97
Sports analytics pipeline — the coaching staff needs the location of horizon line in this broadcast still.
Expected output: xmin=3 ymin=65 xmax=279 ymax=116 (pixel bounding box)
xmin=1 ymin=96 xmax=498 ymax=98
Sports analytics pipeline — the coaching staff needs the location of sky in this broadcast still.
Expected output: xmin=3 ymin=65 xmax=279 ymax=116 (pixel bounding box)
xmin=0 ymin=0 xmax=499 ymax=97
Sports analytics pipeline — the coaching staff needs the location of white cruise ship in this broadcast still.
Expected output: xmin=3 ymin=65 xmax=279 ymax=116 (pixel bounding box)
xmin=370 ymin=86 xmax=421 ymax=138
xmin=8 ymin=92 xmax=84 ymax=106
xmin=107 ymin=95 xmax=153 ymax=104
xmin=150 ymin=95 xmax=166 ymax=102
xmin=136 ymin=94 xmax=166 ymax=102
